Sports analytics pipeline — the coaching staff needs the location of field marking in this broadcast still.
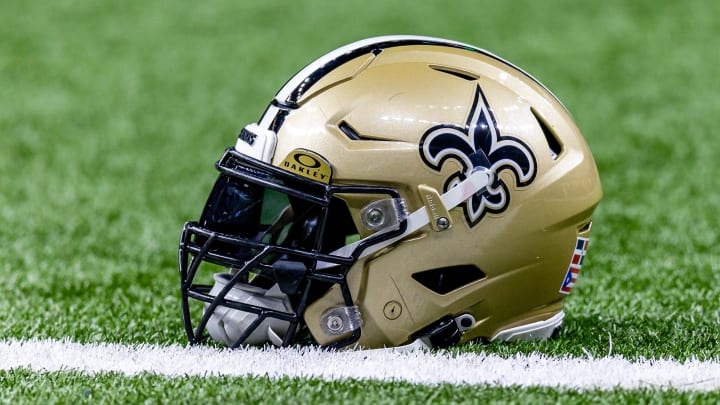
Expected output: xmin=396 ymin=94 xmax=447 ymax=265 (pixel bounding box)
xmin=1 ymin=338 xmax=719 ymax=391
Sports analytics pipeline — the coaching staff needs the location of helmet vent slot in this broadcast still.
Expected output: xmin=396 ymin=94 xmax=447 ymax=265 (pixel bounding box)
xmin=578 ymin=220 xmax=593 ymax=233
xmin=338 ymin=121 xmax=396 ymax=142
xmin=532 ymin=108 xmax=563 ymax=160
xmin=338 ymin=121 xmax=362 ymax=141
xmin=429 ymin=65 xmax=479 ymax=81
xmin=412 ymin=265 xmax=486 ymax=295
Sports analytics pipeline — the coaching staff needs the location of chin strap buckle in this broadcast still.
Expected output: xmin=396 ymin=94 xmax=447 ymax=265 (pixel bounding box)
xmin=412 ymin=316 xmax=462 ymax=349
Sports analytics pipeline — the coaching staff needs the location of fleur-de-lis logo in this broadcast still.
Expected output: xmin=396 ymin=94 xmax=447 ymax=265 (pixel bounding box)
xmin=419 ymin=85 xmax=537 ymax=227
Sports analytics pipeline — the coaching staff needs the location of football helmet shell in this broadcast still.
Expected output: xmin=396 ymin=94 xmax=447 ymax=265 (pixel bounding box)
xmin=178 ymin=35 xmax=602 ymax=349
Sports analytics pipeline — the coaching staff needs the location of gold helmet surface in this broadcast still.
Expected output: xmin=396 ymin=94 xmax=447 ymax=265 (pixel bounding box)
xmin=178 ymin=35 xmax=602 ymax=349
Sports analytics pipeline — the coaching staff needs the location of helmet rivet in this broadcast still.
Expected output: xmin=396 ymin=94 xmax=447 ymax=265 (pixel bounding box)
xmin=365 ymin=208 xmax=385 ymax=228
xmin=326 ymin=315 xmax=344 ymax=332
xmin=383 ymin=301 xmax=402 ymax=320
xmin=436 ymin=217 xmax=450 ymax=230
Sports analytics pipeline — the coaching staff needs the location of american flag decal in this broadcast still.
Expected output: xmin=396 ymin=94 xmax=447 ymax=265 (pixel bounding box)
xmin=559 ymin=237 xmax=590 ymax=294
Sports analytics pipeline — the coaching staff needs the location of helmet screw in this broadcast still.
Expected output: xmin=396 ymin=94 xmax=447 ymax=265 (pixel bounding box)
xmin=326 ymin=315 xmax=344 ymax=333
xmin=365 ymin=208 xmax=385 ymax=228
xmin=436 ymin=217 xmax=450 ymax=230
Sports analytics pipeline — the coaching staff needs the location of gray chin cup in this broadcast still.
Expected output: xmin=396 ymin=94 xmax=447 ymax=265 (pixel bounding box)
xmin=204 ymin=273 xmax=293 ymax=347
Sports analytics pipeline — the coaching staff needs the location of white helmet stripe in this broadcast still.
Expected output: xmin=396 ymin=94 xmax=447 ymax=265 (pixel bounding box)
xmin=257 ymin=35 xmax=566 ymax=131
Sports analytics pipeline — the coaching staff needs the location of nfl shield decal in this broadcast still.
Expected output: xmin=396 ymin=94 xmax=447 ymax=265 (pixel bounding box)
xmin=559 ymin=237 xmax=589 ymax=294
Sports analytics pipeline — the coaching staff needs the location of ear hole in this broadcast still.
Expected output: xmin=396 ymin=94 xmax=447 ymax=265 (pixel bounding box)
xmin=412 ymin=265 xmax=486 ymax=295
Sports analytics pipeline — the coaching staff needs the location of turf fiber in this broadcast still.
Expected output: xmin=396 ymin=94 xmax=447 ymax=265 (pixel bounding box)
xmin=1 ymin=0 xmax=719 ymax=402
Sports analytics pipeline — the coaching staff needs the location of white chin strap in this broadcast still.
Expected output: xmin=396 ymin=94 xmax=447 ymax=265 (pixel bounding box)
xmin=320 ymin=168 xmax=492 ymax=268
xmin=204 ymin=273 xmax=292 ymax=347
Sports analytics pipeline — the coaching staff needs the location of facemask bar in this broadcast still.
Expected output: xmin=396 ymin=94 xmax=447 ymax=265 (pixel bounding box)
xmin=179 ymin=148 xmax=407 ymax=349
xmin=182 ymin=240 xmax=290 ymax=347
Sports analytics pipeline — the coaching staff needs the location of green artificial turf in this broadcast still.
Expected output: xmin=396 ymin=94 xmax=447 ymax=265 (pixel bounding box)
xmin=1 ymin=0 xmax=719 ymax=401
xmin=2 ymin=369 xmax=720 ymax=405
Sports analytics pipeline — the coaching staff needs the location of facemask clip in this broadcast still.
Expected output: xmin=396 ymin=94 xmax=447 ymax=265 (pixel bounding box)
xmin=320 ymin=306 xmax=363 ymax=336
xmin=359 ymin=198 xmax=408 ymax=232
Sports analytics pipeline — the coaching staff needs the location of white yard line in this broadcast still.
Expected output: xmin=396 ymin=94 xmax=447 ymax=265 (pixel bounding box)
xmin=1 ymin=338 xmax=719 ymax=391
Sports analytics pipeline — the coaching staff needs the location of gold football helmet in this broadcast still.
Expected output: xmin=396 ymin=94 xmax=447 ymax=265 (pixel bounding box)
xmin=178 ymin=35 xmax=602 ymax=349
